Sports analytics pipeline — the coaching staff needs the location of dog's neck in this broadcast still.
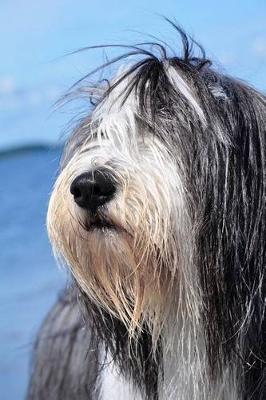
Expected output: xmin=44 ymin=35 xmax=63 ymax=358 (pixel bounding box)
xmin=81 ymin=291 xmax=239 ymax=400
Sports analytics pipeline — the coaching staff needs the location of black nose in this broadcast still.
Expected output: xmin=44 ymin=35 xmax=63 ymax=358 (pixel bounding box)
xmin=70 ymin=169 xmax=116 ymax=213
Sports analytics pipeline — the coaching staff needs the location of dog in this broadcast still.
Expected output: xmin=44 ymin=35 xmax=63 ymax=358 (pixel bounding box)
xmin=27 ymin=24 xmax=266 ymax=400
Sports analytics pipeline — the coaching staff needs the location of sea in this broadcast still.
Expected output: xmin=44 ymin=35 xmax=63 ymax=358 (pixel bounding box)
xmin=0 ymin=146 xmax=66 ymax=400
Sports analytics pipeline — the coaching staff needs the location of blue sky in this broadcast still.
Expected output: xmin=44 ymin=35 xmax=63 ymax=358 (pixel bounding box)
xmin=0 ymin=0 xmax=266 ymax=148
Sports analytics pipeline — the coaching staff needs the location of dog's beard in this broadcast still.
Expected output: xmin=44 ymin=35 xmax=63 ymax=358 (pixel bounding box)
xmin=47 ymin=173 xmax=186 ymax=345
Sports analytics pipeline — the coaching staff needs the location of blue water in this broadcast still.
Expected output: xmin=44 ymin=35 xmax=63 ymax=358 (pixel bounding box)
xmin=0 ymin=147 xmax=66 ymax=400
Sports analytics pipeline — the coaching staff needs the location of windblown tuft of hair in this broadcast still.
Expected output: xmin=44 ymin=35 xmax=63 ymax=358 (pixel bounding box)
xmin=29 ymin=23 xmax=266 ymax=400
xmin=62 ymin=22 xmax=211 ymax=146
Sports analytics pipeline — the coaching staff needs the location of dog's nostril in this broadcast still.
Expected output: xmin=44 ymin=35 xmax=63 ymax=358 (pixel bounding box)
xmin=70 ymin=169 xmax=116 ymax=212
xmin=71 ymin=187 xmax=81 ymax=198
xmin=93 ymin=184 xmax=102 ymax=197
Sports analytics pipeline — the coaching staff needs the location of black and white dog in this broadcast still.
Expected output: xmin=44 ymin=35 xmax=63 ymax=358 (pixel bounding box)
xmin=27 ymin=25 xmax=266 ymax=400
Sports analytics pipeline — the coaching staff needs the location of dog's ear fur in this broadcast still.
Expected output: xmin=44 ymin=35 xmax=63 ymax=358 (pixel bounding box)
xmin=27 ymin=289 xmax=100 ymax=400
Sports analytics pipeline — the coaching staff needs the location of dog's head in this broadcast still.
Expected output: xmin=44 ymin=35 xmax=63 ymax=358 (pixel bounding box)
xmin=47 ymin=28 xmax=266 ymax=392
xmin=47 ymin=62 xmax=195 ymax=337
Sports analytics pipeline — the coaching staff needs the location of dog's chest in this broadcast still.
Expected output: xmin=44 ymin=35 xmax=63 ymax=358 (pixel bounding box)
xmin=100 ymin=354 xmax=143 ymax=400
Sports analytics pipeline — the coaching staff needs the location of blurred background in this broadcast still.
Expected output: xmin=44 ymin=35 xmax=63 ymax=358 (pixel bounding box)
xmin=0 ymin=1 xmax=265 ymax=398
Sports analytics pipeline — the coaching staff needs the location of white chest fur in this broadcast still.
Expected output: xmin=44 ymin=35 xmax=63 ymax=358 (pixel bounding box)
xmin=100 ymin=353 xmax=143 ymax=400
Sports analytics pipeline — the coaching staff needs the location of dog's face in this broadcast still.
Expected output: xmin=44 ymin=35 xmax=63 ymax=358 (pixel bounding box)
xmin=47 ymin=64 xmax=204 ymax=338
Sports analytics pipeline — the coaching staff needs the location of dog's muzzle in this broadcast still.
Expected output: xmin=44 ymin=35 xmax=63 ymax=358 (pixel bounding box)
xmin=70 ymin=168 xmax=116 ymax=214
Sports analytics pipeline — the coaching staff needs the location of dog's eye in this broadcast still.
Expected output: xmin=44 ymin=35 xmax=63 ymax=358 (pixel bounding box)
xmin=90 ymin=130 xmax=105 ymax=141
xmin=79 ymin=131 xmax=105 ymax=154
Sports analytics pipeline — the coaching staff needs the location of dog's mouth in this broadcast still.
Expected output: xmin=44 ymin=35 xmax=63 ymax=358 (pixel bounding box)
xmin=84 ymin=214 xmax=120 ymax=232
xmin=81 ymin=212 xmax=132 ymax=238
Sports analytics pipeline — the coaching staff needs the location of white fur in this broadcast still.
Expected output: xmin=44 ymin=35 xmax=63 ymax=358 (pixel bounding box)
xmin=100 ymin=353 xmax=143 ymax=400
xmin=164 ymin=63 xmax=207 ymax=125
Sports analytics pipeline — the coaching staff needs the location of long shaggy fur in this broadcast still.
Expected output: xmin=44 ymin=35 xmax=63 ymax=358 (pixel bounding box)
xmin=28 ymin=24 xmax=266 ymax=400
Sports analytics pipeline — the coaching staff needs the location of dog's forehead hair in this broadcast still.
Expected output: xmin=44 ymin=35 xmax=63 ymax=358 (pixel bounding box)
xmin=60 ymin=78 xmax=217 ymax=168
xmin=59 ymin=36 xmax=253 ymax=173
xmin=60 ymin=113 xmax=148 ymax=170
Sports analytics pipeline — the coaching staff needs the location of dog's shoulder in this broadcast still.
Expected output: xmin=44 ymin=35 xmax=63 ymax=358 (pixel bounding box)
xmin=26 ymin=289 xmax=100 ymax=400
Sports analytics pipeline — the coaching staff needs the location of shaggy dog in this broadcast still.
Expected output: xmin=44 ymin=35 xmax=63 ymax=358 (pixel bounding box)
xmin=27 ymin=24 xmax=266 ymax=400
